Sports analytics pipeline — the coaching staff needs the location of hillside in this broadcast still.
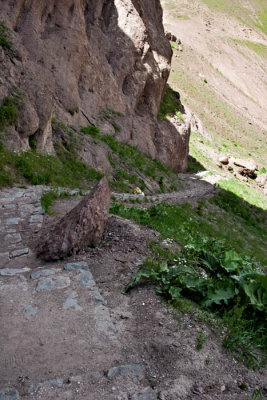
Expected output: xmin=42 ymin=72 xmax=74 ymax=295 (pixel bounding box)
xmin=0 ymin=1 xmax=266 ymax=399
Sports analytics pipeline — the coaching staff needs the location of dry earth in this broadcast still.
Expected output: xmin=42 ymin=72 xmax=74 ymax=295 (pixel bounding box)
xmin=0 ymin=180 xmax=266 ymax=400
xmin=161 ymin=0 xmax=267 ymax=173
xmin=162 ymin=0 xmax=267 ymax=129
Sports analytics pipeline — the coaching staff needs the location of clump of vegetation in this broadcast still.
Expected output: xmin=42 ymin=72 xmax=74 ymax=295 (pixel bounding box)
xmin=80 ymin=125 xmax=180 ymax=193
xmin=40 ymin=190 xmax=73 ymax=214
xmin=0 ymin=140 xmax=102 ymax=189
xmin=0 ymin=21 xmax=14 ymax=56
xmin=80 ymin=125 xmax=101 ymax=137
xmin=101 ymin=108 xmax=124 ymax=119
xmin=0 ymin=92 xmax=21 ymax=131
xmin=158 ymin=86 xmax=183 ymax=120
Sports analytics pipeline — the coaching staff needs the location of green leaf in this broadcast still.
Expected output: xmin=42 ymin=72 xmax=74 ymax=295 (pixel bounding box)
xmin=200 ymin=251 xmax=221 ymax=272
xmin=204 ymin=280 xmax=236 ymax=307
xmin=168 ymin=285 xmax=182 ymax=300
xmin=122 ymin=267 xmax=156 ymax=294
xmin=222 ymin=250 xmax=242 ymax=273
xmin=233 ymin=273 xmax=267 ymax=311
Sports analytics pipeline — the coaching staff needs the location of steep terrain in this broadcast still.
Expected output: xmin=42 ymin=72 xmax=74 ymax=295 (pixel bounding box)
xmin=0 ymin=1 xmax=267 ymax=399
xmin=162 ymin=0 xmax=267 ymax=173
xmin=0 ymin=0 xmax=191 ymax=171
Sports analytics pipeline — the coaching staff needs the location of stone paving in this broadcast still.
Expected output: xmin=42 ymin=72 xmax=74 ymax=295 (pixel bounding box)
xmin=0 ymin=187 xmax=45 ymax=270
xmin=0 ymin=187 xmax=136 ymax=399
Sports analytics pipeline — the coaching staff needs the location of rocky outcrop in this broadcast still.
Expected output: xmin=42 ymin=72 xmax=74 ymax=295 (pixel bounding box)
xmin=0 ymin=0 xmax=190 ymax=171
xmin=37 ymin=177 xmax=110 ymax=260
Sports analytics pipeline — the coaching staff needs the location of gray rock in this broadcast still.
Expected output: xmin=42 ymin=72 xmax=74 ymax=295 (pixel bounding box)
xmin=23 ymin=305 xmax=38 ymax=316
xmin=4 ymin=234 xmax=22 ymax=244
xmin=106 ymin=364 xmax=145 ymax=383
xmin=31 ymin=268 xmax=61 ymax=280
xmin=29 ymin=215 xmax=43 ymax=224
xmin=31 ymin=378 xmax=63 ymax=392
xmin=6 ymin=218 xmax=20 ymax=225
xmin=63 ymin=291 xmax=83 ymax=311
xmin=0 ymin=268 xmax=30 ymax=276
xmin=131 ymin=388 xmax=157 ymax=400
xmin=64 ymin=261 xmax=89 ymax=271
xmin=77 ymin=271 xmax=95 ymax=287
xmin=95 ymin=303 xmax=118 ymax=343
xmin=36 ymin=276 xmax=70 ymax=292
xmin=0 ymin=387 xmax=20 ymax=400
xmin=9 ymin=248 xmax=29 ymax=258
xmin=92 ymin=290 xmax=105 ymax=303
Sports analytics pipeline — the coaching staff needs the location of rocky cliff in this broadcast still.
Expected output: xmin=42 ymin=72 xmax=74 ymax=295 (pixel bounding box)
xmin=0 ymin=0 xmax=190 ymax=171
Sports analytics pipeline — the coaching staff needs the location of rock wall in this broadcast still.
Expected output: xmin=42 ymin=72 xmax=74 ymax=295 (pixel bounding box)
xmin=0 ymin=0 xmax=190 ymax=171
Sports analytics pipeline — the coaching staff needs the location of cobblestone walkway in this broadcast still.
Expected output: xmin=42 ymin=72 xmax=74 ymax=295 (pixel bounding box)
xmin=0 ymin=187 xmax=45 ymax=270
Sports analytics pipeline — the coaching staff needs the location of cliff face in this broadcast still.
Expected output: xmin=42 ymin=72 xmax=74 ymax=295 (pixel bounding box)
xmin=0 ymin=0 xmax=190 ymax=171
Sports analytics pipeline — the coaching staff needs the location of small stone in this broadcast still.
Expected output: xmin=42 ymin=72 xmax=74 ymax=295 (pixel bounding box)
xmin=9 ymin=248 xmax=29 ymax=258
xmin=0 ymin=387 xmax=20 ymax=400
xmin=31 ymin=268 xmax=61 ymax=280
xmin=0 ymin=252 xmax=10 ymax=266
xmin=23 ymin=304 xmax=38 ymax=316
xmin=131 ymin=387 xmax=157 ymax=400
xmin=6 ymin=218 xmax=20 ymax=225
xmin=0 ymin=267 xmax=30 ymax=276
xmin=36 ymin=276 xmax=70 ymax=292
xmin=220 ymin=385 xmax=226 ymax=392
xmin=64 ymin=261 xmax=89 ymax=271
xmin=106 ymin=364 xmax=145 ymax=383
xmin=67 ymin=375 xmax=83 ymax=384
xmin=77 ymin=271 xmax=94 ymax=287
xmin=219 ymin=156 xmax=229 ymax=165
xmin=63 ymin=291 xmax=83 ymax=311
xmin=4 ymin=233 xmax=22 ymax=244
xmin=30 ymin=215 xmax=43 ymax=224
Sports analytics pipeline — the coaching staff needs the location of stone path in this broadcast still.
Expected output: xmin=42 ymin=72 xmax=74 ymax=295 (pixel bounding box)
xmin=0 ymin=187 xmax=45 ymax=270
xmin=2 ymin=180 xmax=261 ymax=400
xmin=0 ymin=186 xmax=157 ymax=400
xmin=112 ymin=173 xmax=218 ymax=203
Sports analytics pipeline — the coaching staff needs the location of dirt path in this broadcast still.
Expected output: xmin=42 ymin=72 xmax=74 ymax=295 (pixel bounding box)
xmin=1 ymin=181 xmax=266 ymax=400
xmin=0 ymin=182 xmax=264 ymax=400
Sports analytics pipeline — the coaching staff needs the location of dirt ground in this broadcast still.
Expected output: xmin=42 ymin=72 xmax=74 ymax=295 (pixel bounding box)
xmin=0 ymin=183 xmax=266 ymax=400
xmin=161 ymin=0 xmax=267 ymax=131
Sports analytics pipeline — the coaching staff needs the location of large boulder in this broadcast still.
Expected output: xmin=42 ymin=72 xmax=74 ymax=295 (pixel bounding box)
xmin=37 ymin=177 xmax=110 ymax=260
xmin=234 ymin=158 xmax=257 ymax=178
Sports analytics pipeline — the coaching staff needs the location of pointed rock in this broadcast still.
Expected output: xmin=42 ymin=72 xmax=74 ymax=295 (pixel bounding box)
xmin=37 ymin=177 xmax=110 ymax=260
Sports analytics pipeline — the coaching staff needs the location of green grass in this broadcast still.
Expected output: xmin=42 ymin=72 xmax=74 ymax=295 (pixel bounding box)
xmin=0 ymin=21 xmax=14 ymax=56
xmin=232 ymin=39 xmax=267 ymax=58
xmin=80 ymin=125 xmax=181 ymax=193
xmin=0 ymin=95 xmax=20 ymax=131
xmin=157 ymin=86 xmax=183 ymax=120
xmin=0 ymin=140 xmax=103 ymax=189
xmin=80 ymin=125 xmax=101 ymax=137
xmin=40 ymin=190 xmax=73 ymax=214
xmin=216 ymin=179 xmax=267 ymax=210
